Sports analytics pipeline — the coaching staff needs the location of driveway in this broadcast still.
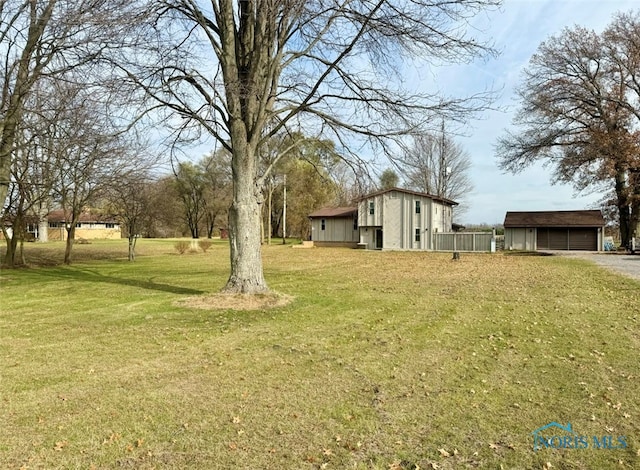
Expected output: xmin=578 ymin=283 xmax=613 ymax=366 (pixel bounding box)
xmin=553 ymin=251 xmax=640 ymax=281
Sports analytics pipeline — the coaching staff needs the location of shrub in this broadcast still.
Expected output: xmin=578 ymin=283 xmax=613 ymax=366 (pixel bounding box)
xmin=198 ymin=240 xmax=213 ymax=253
xmin=174 ymin=241 xmax=190 ymax=254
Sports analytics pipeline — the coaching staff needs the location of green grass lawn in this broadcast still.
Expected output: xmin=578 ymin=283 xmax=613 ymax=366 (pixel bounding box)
xmin=1 ymin=239 xmax=639 ymax=469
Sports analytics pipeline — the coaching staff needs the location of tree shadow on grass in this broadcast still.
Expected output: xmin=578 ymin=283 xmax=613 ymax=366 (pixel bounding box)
xmin=38 ymin=267 xmax=205 ymax=295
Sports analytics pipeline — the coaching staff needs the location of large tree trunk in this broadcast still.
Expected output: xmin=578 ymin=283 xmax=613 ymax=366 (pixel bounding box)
xmin=614 ymin=167 xmax=633 ymax=247
xmin=631 ymin=168 xmax=640 ymax=239
xmin=223 ymin=145 xmax=268 ymax=294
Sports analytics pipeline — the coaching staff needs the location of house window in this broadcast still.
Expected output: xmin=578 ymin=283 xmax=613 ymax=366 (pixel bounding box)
xmin=369 ymin=202 xmax=374 ymax=215
xmin=415 ymin=201 xmax=421 ymax=214
xmin=321 ymin=219 xmax=326 ymax=230
xmin=106 ymin=223 xmax=115 ymax=229
xmin=415 ymin=228 xmax=421 ymax=242
xmin=49 ymin=222 xmax=58 ymax=228
xmin=76 ymin=223 xmax=82 ymax=228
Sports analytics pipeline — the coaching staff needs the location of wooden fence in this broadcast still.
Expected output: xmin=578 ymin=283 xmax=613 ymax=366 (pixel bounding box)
xmin=432 ymin=232 xmax=497 ymax=252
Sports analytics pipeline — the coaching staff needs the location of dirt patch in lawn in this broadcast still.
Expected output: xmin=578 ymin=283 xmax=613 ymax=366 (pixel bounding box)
xmin=176 ymin=292 xmax=294 ymax=311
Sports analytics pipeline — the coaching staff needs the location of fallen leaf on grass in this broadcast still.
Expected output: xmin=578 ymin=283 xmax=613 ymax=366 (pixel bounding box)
xmin=438 ymin=448 xmax=450 ymax=457
xmin=54 ymin=440 xmax=68 ymax=451
xmin=102 ymin=433 xmax=121 ymax=445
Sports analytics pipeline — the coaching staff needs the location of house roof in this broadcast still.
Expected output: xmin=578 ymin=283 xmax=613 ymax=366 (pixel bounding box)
xmin=504 ymin=210 xmax=605 ymax=228
xmin=47 ymin=209 xmax=118 ymax=224
xmin=308 ymin=206 xmax=358 ymax=218
xmin=358 ymin=187 xmax=458 ymax=206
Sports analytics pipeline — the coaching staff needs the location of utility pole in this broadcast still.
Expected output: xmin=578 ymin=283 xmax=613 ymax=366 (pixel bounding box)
xmin=282 ymin=174 xmax=287 ymax=244
xmin=267 ymin=177 xmax=272 ymax=245
xmin=439 ymin=119 xmax=446 ymax=198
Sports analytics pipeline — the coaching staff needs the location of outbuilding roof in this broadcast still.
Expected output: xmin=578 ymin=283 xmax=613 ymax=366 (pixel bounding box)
xmin=308 ymin=207 xmax=358 ymax=218
xmin=504 ymin=210 xmax=605 ymax=228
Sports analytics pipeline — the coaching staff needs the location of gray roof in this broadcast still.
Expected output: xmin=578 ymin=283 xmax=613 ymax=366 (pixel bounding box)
xmin=504 ymin=210 xmax=605 ymax=228
xmin=358 ymin=187 xmax=458 ymax=206
xmin=308 ymin=207 xmax=358 ymax=218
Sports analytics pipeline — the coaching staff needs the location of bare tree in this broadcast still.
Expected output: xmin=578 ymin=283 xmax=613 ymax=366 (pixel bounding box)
xmin=42 ymin=82 xmax=141 ymax=264
xmin=107 ymin=172 xmax=153 ymax=261
xmin=173 ymin=161 xmax=207 ymax=239
xmin=123 ymin=0 xmax=499 ymax=293
xmin=603 ymin=12 xmax=640 ymax=241
xmin=401 ymin=126 xmax=474 ymax=217
xmin=0 ymin=0 xmax=143 ymax=212
xmin=0 ymin=107 xmax=55 ymax=266
xmin=496 ymin=15 xmax=640 ymax=246
xmin=144 ymin=176 xmax=186 ymax=237
xmin=200 ymin=151 xmax=233 ymax=238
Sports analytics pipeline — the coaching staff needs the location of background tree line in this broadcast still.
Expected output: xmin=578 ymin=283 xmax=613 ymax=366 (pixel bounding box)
xmin=1 ymin=1 xmax=493 ymax=272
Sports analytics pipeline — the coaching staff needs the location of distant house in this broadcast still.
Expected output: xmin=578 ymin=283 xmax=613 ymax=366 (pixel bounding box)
xmin=0 ymin=215 xmax=40 ymax=241
xmin=309 ymin=187 xmax=458 ymax=250
xmin=504 ymin=210 xmax=605 ymax=251
xmin=46 ymin=210 xmax=122 ymax=241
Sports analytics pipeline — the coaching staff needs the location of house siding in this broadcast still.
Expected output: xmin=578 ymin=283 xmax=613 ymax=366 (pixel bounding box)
xmin=310 ymin=217 xmax=358 ymax=244
xmin=357 ymin=190 xmax=454 ymax=250
xmin=505 ymin=227 xmax=537 ymax=251
xmin=385 ymin=195 xmax=402 ymax=249
xmin=48 ymin=225 xmax=121 ymax=241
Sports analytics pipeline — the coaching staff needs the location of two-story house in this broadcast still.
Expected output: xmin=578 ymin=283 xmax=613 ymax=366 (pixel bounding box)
xmin=309 ymin=187 xmax=457 ymax=250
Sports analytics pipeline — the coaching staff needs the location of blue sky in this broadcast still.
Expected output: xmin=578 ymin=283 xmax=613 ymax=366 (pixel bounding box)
xmin=437 ymin=0 xmax=640 ymax=225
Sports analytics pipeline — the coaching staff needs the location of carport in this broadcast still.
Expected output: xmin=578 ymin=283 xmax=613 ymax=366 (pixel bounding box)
xmin=504 ymin=210 xmax=605 ymax=251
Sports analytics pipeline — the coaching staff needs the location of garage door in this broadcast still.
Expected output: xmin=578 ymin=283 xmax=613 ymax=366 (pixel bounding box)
xmin=568 ymin=228 xmax=598 ymax=250
xmin=537 ymin=228 xmax=597 ymax=250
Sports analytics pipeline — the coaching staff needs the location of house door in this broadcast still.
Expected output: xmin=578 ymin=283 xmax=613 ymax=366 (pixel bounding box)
xmin=375 ymin=229 xmax=383 ymax=249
